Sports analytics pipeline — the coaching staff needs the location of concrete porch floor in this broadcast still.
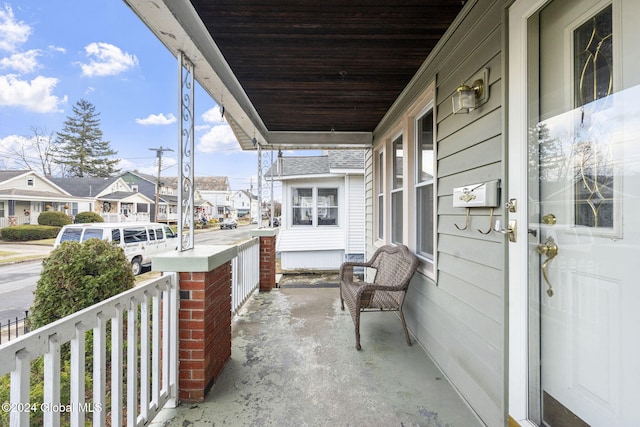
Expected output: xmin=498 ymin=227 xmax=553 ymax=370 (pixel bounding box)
xmin=150 ymin=286 xmax=482 ymax=426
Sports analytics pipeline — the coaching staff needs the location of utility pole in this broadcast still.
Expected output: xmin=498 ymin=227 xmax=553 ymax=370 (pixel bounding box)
xmin=149 ymin=146 xmax=174 ymax=222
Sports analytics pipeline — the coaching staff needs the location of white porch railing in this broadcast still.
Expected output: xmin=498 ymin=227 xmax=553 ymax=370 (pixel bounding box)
xmin=0 ymin=273 xmax=179 ymax=427
xmin=0 ymin=237 xmax=261 ymax=426
xmin=232 ymin=237 xmax=260 ymax=314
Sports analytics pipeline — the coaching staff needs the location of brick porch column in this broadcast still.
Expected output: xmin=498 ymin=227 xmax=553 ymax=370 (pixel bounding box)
xmin=250 ymin=228 xmax=278 ymax=292
xmin=153 ymin=245 xmax=238 ymax=403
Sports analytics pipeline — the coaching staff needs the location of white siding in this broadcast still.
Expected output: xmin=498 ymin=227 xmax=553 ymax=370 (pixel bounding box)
xmin=281 ymin=250 xmax=344 ymax=271
xmin=345 ymin=175 xmax=365 ymax=255
xmin=277 ymin=228 xmax=345 ymax=252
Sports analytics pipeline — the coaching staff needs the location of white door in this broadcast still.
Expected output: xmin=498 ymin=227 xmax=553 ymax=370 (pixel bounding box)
xmin=527 ymin=0 xmax=640 ymax=425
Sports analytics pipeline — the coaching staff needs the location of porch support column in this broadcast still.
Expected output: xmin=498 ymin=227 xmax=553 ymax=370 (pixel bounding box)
xmin=153 ymin=245 xmax=237 ymax=402
xmin=250 ymin=228 xmax=278 ymax=291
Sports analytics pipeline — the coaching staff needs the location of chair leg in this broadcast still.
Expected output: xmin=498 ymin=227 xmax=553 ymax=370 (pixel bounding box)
xmin=399 ymin=308 xmax=412 ymax=347
xmin=355 ymin=312 xmax=361 ymax=350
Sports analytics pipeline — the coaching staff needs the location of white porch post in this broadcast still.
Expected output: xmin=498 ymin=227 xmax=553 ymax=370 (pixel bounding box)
xmin=178 ymin=51 xmax=195 ymax=251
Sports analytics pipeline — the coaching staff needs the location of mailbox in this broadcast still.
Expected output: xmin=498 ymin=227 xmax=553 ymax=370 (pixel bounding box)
xmin=452 ymin=180 xmax=500 ymax=208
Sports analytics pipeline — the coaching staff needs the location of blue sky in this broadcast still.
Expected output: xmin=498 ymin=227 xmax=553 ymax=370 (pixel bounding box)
xmin=0 ymin=1 xmax=271 ymax=193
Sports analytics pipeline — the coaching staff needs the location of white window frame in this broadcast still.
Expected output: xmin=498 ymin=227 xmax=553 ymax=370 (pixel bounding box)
xmin=375 ymin=149 xmax=385 ymax=241
xmin=415 ymin=105 xmax=436 ymax=277
xmin=391 ymin=134 xmax=404 ymax=245
xmin=291 ymin=186 xmax=339 ymax=227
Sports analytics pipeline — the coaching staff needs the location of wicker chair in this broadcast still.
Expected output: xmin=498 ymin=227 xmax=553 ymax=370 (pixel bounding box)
xmin=339 ymin=245 xmax=419 ymax=350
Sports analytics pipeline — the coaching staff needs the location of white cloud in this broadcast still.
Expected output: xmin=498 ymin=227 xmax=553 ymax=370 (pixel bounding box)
xmin=0 ymin=49 xmax=41 ymax=73
xmin=49 ymin=45 xmax=66 ymax=54
xmin=0 ymin=5 xmax=31 ymax=52
xmin=0 ymin=74 xmax=66 ymax=112
xmin=79 ymin=42 xmax=138 ymax=77
xmin=136 ymin=113 xmax=176 ymax=126
xmin=197 ymin=123 xmax=238 ymax=153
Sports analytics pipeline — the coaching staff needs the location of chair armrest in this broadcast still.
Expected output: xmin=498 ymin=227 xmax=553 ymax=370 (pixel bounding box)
xmin=339 ymin=261 xmax=372 ymax=282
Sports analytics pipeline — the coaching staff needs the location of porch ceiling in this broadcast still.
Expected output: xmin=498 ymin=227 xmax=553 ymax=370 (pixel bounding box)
xmin=123 ymin=1 xmax=466 ymax=150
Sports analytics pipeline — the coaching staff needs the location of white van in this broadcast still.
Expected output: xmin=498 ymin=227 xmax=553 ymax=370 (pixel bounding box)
xmin=54 ymin=222 xmax=178 ymax=275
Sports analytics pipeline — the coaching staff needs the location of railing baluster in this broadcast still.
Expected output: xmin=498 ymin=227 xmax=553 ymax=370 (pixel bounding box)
xmin=111 ymin=304 xmax=123 ymax=427
xmin=167 ymin=281 xmax=179 ymax=408
xmin=126 ymin=298 xmax=138 ymax=426
xmin=162 ymin=287 xmax=170 ymax=399
xmin=93 ymin=313 xmax=107 ymax=426
xmin=70 ymin=322 xmax=86 ymax=427
xmin=152 ymin=286 xmax=161 ymax=410
xmin=10 ymin=349 xmax=30 ymax=427
xmin=44 ymin=334 xmax=61 ymax=427
xmin=140 ymin=292 xmax=151 ymax=423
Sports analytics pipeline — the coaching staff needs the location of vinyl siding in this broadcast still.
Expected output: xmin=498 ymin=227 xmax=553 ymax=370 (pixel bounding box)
xmin=366 ymin=0 xmax=507 ymax=425
xmin=346 ymin=175 xmax=365 ymax=255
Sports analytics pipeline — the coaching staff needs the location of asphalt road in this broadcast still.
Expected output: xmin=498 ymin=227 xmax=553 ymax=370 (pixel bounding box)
xmin=0 ymin=261 xmax=40 ymax=321
xmin=0 ymin=223 xmax=267 ymax=321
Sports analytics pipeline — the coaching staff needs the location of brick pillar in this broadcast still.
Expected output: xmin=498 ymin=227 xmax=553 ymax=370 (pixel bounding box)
xmin=177 ymin=263 xmax=232 ymax=402
xmin=259 ymin=234 xmax=276 ymax=291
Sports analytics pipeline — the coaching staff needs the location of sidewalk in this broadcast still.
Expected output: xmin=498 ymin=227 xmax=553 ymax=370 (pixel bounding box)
xmin=0 ymin=241 xmax=53 ymax=265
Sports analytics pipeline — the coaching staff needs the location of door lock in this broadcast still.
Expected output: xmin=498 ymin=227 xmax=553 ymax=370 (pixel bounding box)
xmin=495 ymin=219 xmax=517 ymax=242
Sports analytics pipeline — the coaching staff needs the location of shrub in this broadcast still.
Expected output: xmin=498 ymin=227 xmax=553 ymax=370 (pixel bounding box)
xmin=30 ymin=238 xmax=135 ymax=329
xmin=37 ymin=211 xmax=72 ymax=227
xmin=74 ymin=211 xmax=104 ymax=223
xmin=0 ymin=225 xmax=60 ymax=241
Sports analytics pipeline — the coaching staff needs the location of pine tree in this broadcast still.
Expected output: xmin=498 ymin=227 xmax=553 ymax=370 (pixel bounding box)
xmin=54 ymin=99 xmax=120 ymax=177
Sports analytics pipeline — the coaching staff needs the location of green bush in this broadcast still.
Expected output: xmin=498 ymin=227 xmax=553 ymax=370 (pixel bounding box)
xmin=0 ymin=225 xmax=60 ymax=241
xmin=37 ymin=210 xmax=72 ymax=226
xmin=30 ymin=238 xmax=135 ymax=329
xmin=74 ymin=211 xmax=104 ymax=223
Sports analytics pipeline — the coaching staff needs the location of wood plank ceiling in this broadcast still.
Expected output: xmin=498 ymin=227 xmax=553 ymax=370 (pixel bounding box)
xmin=190 ymin=1 xmax=466 ymax=134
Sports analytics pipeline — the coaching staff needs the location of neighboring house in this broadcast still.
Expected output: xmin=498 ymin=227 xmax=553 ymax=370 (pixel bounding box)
xmin=230 ymin=190 xmax=258 ymax=219
xmin=120 ymin=171 xmax=175 ymax=222
xmin=124 ymin=1 xmax=640 ymax=425
xmin=0 ymin=170 xmax=87 ymax=228
xmin=272 ymin=150 xmax=364 ymax=271
xmin=164 ymin=176 xmax=234 ymax=219
xmin=51 ymin=176 xmax=153 ymax=222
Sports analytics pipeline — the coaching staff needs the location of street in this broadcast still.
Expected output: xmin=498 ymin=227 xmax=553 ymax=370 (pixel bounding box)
xmin=0 ymin=261 xmax=40 ymax=321
xmin=0 ymin=222 xmax=266 ymax=323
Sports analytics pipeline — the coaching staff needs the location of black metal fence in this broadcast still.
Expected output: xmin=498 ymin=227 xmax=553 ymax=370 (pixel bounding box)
xmin=0 ymin=311 xmax=29 ymax=344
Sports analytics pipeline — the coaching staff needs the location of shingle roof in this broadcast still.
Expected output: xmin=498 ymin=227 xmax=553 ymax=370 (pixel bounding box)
xmin=328 ymin=150 xmax=365 ymax=170
xmin=0 ymin=170 xmax=30 ymax=183
xmin=274 ymin=150 xmax=365 ymax=178
xmin=163 ymin=176 xmax=230 ymax=191
xmin=0 ymin=188 xmax=71 ymax=199
xmin=49 ymin=177 xmax=120 ymax=197
xmin=279 ymin=156 xmax=330 ymax=177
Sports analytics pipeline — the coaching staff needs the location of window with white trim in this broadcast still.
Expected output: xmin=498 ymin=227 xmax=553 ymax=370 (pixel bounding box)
xmin=416 ymin=109 xmax=435 ymax=261
xmin=292 ymin=187 xmax=339 ymax=226
xmin=391 ymin=135 xmax=403 ymax=244
xmin=376 ymin=150 xmax=384 ymax=240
